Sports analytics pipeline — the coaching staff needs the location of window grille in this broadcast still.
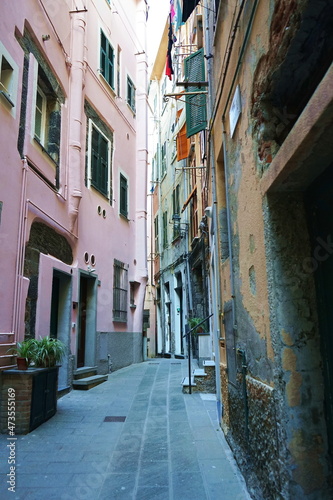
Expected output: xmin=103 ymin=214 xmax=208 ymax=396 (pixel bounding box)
xmin=113 ymin=259 xmax=128 ymax=322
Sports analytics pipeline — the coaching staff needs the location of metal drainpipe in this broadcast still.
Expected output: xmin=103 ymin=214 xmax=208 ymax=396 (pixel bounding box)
xmin=221 ymin=121 xmax=236 ymax=333
xmin=156 ymin=77 xmax=165 ymax=355
xmin=237 ymin=348 xmax=249 ymax=443
xmin=203 ymin=0 xmax=223 ymax=422
xmin=12 ymin=157 xmax=29 ymax=339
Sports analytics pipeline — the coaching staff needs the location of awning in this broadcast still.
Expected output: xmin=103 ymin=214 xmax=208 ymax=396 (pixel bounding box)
xmin=181 ymin=185 xmax=197 ymax=212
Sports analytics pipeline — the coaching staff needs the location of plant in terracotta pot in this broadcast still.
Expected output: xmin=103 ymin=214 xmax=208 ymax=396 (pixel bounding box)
xmin=32 ymin=336 xmax=66 ymax=368
xmin=7 ymin=338 xmax=37 ymax=370
xmin=188 ymin=317 xmax=207 ymax=334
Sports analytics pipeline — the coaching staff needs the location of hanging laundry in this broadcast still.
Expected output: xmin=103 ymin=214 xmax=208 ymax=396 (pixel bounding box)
xmin=182 ymin=0 xmax=200 ymax=23
xmin=175 ymin=0 xmax=184 ymax=31
xmin=165 ymin=13 xmax=174 ymax=80
xmin=170 ymin=0 xmax=176 ymax=21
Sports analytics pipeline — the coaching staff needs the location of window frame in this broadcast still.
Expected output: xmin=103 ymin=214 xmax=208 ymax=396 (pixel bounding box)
xmin=33 ymin=64 xmax=62 ymax=166
xmin=34 ymin=85 xmax=47 ymax=145
xmin=113 ymin=259 xmax=128 ymax=322
xmin=117 ymin=46 xmax=121 ymax=98
xmin=100 ymin=30 xmax=115 ymax=90
xmin=154 ymin=216 xmax=159 ymax=255
xmin=163 ymin=211 xmax=168 ymax=249
xmin=126 ymin=75 xmax=136 ymax=113
xmin=119 ymin=172 xmax=128 ymax=218
xmin=0 ymin=42 xmax=19 ymax=111
xmin=87 ymin=119 xmax=112 ymax=200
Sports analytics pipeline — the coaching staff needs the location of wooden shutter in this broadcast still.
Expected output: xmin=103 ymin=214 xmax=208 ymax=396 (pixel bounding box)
xmin=100 ymin=32 xmax=107 ymax=79
xmin=91 ymin=126 xmax=108 ymax=196
xmin=99 ymin=134 xmax=108 ymax=195
xmin=184 ymin=48 xmax=207 ymax=138
xmin=120 ymin=174 xmax=128 ymax=217
xmin=177 ymin=124 xmax=190 ymax=160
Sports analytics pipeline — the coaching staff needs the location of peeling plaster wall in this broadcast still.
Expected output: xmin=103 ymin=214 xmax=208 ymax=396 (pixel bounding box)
xmin=209 ymin=0 xmax=333 ymax=498
xmin=264 ymin=193 xmax=331 ymax=498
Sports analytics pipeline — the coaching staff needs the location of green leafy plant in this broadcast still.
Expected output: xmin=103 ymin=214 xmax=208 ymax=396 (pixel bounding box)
xmin=7 ymin=338 xmax=37 ymax=363
xmin=188 ymin=317 xmax=208 ymax=334
xmin=33 ymin=336 xmax=66 ymax=368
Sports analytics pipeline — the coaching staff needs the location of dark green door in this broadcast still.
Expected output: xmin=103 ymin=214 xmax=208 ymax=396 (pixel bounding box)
xmin=306 ymin=165 xmax=333 ymax=457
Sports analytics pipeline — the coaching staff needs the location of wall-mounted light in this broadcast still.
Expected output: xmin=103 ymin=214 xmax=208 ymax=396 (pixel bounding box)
xmin=42 ymin=34 xmax=50 ymax=41
xmin=204 ymin=206 xmax=212 ymax=218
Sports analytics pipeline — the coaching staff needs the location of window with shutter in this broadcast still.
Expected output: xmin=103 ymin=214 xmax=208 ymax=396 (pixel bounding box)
xmin=127 ymin=76 xmax=136 ymax=113
xmin=100 ymin=31 xmax=114 ymax=89
xmin=120 ymin=173 xmax=128 ymax=218
xmin=177 ymin=123 xmax=190 ymax=160
xmin=163 ymin=211 xmax=168 ymax=248
xmin=34 ymin=66 xmax=61 ymax=165
xmin=87 ymin=120 xmax=112 ymax=199
xmin=154 ymin=216 xmax=159 ymax=254
xmin=113 ymin=259 xmax=128 ymax=322
xmin=184 ymin=48 xmax=207 ymax=138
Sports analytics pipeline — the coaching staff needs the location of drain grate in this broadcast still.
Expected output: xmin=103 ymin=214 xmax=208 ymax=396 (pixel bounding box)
xmin=171 ymin=362 xmax=181 ymax=365
xmin=104 ymin=416 xmax=126 ymax=422
xmin=148 ymin=362 xmax=160 ymax=365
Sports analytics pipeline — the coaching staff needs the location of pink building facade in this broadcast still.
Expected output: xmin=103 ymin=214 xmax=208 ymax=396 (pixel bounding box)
xmin=0 ymin=0 xmax=148 ymax=390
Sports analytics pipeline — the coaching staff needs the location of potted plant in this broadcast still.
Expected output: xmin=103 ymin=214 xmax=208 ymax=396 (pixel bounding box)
xmin=188 ymin=317 xmax=207 ymax=334
xmin=32 ymin=336 xmax=66 ymax=368
xmin=7 ymin=338 xmax=37 ymax=370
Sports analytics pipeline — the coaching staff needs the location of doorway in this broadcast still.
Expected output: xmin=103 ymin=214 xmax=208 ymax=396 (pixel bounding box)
xmin=50 ymin=270 xmax=72 ymax=390
xmin=77 ymin=273 xmax=97 ymax=368
xmin=306 ymin=164 xmax=333 ymax=458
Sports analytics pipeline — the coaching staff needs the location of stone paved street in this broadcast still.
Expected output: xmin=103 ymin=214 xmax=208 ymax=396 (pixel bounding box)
xmin=0 ymin=359 xmax=251 ymax=499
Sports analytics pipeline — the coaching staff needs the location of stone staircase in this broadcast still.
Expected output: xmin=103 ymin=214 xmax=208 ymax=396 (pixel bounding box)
xmin=73 ymin=366 xmax=108 ymax=390
xmin=182 ymin=360 xmax=216 ymax=394
xmin=0 ymin=333 xmax=17 ymax=370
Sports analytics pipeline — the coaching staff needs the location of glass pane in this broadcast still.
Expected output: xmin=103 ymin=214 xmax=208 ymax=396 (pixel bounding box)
xmin=35 ymin=109 xmax=42 ymax=139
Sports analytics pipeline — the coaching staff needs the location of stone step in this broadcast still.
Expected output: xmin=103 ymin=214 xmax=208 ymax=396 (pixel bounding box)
xmin=73 ymin=374 xmax=108 ymax=390
xmin=193 ymin=368 xmax=207 ymax=377
xmin=203 ymin=360 xmax=215 ymax=367
xmin=73 ymin=366 xmax=98 ymax=380
xmin=181 ymin=376 xmax=196 ymax=387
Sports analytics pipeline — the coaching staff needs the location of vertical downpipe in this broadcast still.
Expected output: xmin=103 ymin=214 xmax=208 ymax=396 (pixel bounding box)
xmin=203 ymin=0 xmax=222 ymax=422
xmin=134 ymin=1 xmax=149 ymax=336
xmin=12 ymin=157 xmax=29 ymax=340
xmin=67 ymin=10 xmax=86 ymax=232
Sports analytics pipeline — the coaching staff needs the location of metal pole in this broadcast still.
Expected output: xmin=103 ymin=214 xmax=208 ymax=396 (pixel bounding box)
xmin=186 ymin=324 xmax=192 ymax=394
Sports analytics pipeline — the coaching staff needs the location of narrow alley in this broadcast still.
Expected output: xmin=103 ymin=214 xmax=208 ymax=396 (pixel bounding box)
xmin=0 ymin=359 xmax=250 ymax=500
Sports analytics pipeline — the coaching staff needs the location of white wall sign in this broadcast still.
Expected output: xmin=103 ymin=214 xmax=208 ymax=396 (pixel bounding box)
xmin=229 ymin=85 xmax=242 ymax=138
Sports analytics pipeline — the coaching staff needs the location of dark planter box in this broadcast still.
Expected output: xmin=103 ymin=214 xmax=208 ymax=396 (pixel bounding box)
xmin=0 ymin=366 xmax=59 ymax=434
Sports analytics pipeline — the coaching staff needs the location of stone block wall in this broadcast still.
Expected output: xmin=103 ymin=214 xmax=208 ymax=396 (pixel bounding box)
xmin=97 ymin=331 xmax=143 ymax=374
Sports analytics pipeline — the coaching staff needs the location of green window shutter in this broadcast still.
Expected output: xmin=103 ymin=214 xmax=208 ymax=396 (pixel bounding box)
xmin=99 ymin=135 xmax=108 ymax=195
xmin=107 ymin=43 xmax=114 ymax=87
xmin=91 ymin=125 xmax=108 ymax=196
xmin=120 ymin=174 xmax=128 ymax=217
xmin=100 ymin=32 xmax=107 ymax=79
xmin=163 ymin=211 xmax=168 ymax=248
xmin=100 ymin=31 xmax=114 ymax=88
xmin=127 ymin=77 xmax=135 ymax=112
xmin=91 ymin=127 xmax=99 ymax=187
xmin=184 ymin=48 xmax=207 ymax=138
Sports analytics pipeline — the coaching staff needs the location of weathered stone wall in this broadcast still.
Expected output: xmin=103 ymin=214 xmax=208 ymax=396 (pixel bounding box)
xmin=96 ymin=331 xmax=143 ymax=374
xmin=264 ymin=192 xmax=332 ymax=499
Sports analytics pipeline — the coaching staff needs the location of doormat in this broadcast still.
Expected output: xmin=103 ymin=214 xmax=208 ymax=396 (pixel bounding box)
xmin=104 ymin=416 xmax=126 ymax=422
